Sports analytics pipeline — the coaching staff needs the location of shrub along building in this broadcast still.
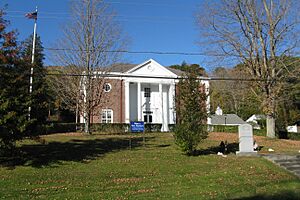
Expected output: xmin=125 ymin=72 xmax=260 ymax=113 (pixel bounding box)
xmin=79 ymin=59 xmax=210 ymax=132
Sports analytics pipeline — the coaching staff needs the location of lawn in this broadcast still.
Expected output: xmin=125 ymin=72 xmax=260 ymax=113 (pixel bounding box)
xmin=0 ymin=132 xmax=299 ymax=199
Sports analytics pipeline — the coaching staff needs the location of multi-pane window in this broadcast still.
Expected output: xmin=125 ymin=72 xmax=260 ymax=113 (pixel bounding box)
xmin=144 ymin=87 xmax=151 ymax=97
xmin=101 ymin=109 xmax=113 ymax=123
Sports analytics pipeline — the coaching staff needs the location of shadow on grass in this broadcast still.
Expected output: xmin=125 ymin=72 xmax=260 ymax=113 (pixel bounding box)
xmin=195 ymin=142 xmax=239 ymax=156
xmin=0 ymin=136 xmax=153 ymax=168
xmin=229 ymin=190 xmax=300 ymax=200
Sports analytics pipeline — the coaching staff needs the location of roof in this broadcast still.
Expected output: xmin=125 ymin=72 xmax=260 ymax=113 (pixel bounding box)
xmin=167 ymin=67 xmax=185 ymax=76
xmin=246 ymin=114 xmax=266 ymax=123
xmin=210 ymin=114 xmax=246 ymax=125
xmin=107 ymin=60 xmax=185 ymax=76
xmin=107 ymin=63 xmax=137 ymax=73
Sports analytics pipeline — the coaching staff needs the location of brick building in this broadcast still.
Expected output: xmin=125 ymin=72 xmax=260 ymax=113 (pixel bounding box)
xmin=80 ymin=59 xmax=210 ymax=132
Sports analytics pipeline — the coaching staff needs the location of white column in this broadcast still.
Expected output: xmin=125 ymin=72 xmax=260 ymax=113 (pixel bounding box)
xmin=163 ymin=85 xmax=169 ymax=132
xmin=169 ymin=84 xmax=175 ymax=124
xmin=125 ymin=81 xmax=130 ymax=123
xmin=159 ymin=83 xmax=164 ymax=131
xmin=137 ymin=82 xmax=142 ymax=121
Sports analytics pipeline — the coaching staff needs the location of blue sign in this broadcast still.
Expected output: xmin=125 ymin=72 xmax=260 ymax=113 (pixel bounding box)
xmin=130 ymin=121 xmax=144 ymax=132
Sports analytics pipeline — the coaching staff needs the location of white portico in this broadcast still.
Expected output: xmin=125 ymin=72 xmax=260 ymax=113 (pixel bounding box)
xmin=123 ymin=59 xmax=177 ymax=132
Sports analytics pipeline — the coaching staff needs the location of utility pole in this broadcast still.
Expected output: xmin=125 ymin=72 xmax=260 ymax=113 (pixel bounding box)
xmin=27 ymin=7 xmax=38 ymax=120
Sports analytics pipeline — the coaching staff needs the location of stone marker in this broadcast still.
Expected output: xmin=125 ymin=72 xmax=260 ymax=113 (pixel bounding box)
xmin=236 ymin=124 xmax=257 ymax=156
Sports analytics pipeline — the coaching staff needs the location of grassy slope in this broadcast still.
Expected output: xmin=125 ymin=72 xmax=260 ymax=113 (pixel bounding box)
xmin=0 ymin=132 xmax=299 ymax=200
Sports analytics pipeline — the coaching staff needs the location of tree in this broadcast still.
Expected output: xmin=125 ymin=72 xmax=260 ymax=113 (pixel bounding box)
xmin=169 ymin=61 xmax=207 ymax=76
xmin=20 ymin=34 xmax=50 ymax=128
xmin=0 ymin=9 xmax=32 ymax=152
xmin=196 ymin=0 xmax=300 ymax=138
xmin=275 ymin=56 xmax=300 ymax=132
xmin=210 ymin=66 xmax=262 ymax=120
xmin=21 ymin=34 xmax=44 ymax=67
xmin=174 ymin=68 xmax=208 ymax=155
xmin=51 ymin=0 xmax=127 ymax=133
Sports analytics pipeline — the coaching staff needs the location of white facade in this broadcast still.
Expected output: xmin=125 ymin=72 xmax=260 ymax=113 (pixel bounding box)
xmin=124 ymin=59 xmax=178 ymax=132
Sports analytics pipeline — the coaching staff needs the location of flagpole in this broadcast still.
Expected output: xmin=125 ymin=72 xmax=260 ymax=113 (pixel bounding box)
xmin=28 ymin=6 xmax=38 ymax=120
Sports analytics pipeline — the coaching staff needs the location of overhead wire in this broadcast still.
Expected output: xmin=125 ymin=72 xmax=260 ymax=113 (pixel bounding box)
xmin=5 ymin=12 xmax=191 ymax=23
xmin=43 ymin=47 xmax=211 ymax=56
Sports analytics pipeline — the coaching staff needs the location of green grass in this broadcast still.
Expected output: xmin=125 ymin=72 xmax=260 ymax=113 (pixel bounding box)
xmin=0 ymin=132 xmax=299 ymax=199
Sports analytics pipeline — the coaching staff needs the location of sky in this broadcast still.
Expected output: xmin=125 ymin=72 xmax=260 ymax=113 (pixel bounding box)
xmin=1 ymin=0 xmax=213 ymax=70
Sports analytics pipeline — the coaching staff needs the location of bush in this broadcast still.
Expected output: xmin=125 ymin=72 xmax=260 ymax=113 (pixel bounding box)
xmin=168 ymin=124 xmax=176 ymax=132
xmin=208 ymin=125 xmax=238 ymax=133
xmin=44 ymin=123 xmax=78 ymax=134
xmin=92 ymin=123 xmax=163 ymax=133
xmin=91 ymin=123 xmax=129 ymax=134
xmin=144 ymin=124 xmax=162 ymax=132
xmin=287 ymin=132 xmax=300 ymax=140
xmin=253 ymin=128 xmax=266 ymax=136
xmin=174 ymin=123 xmax=207 ymax=155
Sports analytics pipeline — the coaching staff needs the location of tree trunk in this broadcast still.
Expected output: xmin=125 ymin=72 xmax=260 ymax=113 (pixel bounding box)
xmin=84 ymin=111 xmax=91 ymax=134
xmin=266 ymin=115 xmax=275 ymax=138
xmin=75 ymin=102 xmax=78 ymax=131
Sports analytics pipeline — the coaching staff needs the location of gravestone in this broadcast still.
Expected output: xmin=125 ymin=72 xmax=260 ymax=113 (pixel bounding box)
xmin=236 ymin=124 xmax=257 ymax=156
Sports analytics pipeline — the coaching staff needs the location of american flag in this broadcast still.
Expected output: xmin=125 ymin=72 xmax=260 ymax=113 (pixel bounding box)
xmin=25 ymin=12 xmax=37 ymax=20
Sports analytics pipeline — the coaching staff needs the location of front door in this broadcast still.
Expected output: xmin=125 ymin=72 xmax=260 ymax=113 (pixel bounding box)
xmin=143 ymin=111 xmax=153 ymax=123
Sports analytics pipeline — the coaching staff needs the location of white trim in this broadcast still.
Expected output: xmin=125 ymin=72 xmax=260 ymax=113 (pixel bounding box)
xmin=137 ymin=82 xmax=142 ymax=121
xmin=103 ymin=83 xmax=112 ymax=92
xmin=125 ymin=81 xmax=130 ymax=123
xmin=101 ymin=109 xmax=113 ymax=123
xmin=126 ymin=59 xmax=178 ymax=78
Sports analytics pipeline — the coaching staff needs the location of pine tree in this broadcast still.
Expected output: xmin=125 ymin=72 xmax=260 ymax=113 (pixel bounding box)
xmin=174 ymin=68 xmax=208 ymax=155
xmin=20 ymin=34 xmax=50 ymax=131
xmin=0 ymin=9 xmax=31 ymax=152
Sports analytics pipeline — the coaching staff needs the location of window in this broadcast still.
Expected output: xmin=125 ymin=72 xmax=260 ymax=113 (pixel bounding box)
xmin=101 ymin=109 xmax=113 ymax=123
xmin=103 ymin=83 xmax=111 ymax=92
xmin=144 ymin=87 xmax=151 ymax=97
xmin=144 ymin=114 xmax=152 ymax=123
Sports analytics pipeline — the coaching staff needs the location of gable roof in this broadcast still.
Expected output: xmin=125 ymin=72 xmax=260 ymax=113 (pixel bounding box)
xmin=108 ymin=63 xmax=136 ymax=73
xmin=106 ymin=59 xmax=186 ymax=77
xmin=210 ymin=114 xmax=246 ymax=125
xmin=126 ymin=59 xmax=180 ymax=77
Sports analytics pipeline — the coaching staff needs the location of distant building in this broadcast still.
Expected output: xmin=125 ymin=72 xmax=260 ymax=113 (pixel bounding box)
xmin=208 ymin=107 xmax=246 ymax=126
xmin=287 ymin=121 xmax=300 ymax=133
xmin=246 ymin=114 xmax=266 ymax=129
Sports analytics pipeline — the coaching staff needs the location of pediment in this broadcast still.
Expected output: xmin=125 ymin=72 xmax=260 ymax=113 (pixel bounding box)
xmin=127 ymin=59 xmax=177 ymax=77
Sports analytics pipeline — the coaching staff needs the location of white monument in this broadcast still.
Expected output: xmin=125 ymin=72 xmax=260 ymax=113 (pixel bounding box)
xmin=236 ymin=124 xmax=257 ymax=156
xmin=215 ymin=106 xmax=223 ymax=115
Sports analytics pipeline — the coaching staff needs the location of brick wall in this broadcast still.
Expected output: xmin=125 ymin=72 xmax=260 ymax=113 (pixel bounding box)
xmin=91 ymin=79 xmax=125 ymax=123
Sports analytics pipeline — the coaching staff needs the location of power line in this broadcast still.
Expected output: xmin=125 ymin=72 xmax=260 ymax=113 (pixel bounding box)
xmin=6 ymin=10 xmax=191 ymax=20
xmin=5 ymin=13 xmax=191 ymax=23
xmin=44 ymin=72 xmax=282 ymax=82
xmin=43 ymin=47 xmax=212 ymax=56
xmin=1 ymin=63 xmax=295 ymax=82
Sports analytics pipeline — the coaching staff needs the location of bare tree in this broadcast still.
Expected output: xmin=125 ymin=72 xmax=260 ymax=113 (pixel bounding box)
xmin=51 ymin=0 xmax=127 ymax=133
xmin=197 ymin=0 xmax=300 ymax=138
